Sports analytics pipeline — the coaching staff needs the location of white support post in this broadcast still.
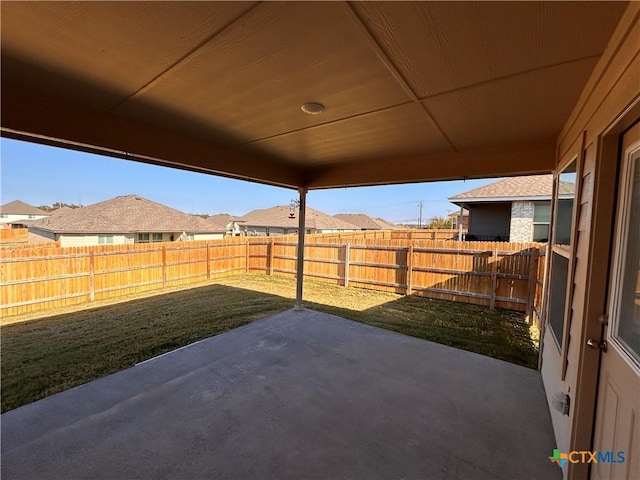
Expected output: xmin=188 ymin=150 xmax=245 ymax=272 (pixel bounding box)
xmin=294 ymin=187 xmax=307 ymax=311
xmin=458 ymin=205 xmax=464 ymax=241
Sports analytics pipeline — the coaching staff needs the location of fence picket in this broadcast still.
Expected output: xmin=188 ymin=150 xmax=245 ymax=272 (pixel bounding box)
xmin=0 ymin=235 xmax=545 ymax=318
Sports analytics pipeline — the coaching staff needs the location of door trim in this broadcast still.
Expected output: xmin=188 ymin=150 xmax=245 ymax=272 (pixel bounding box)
xmin=606 ymin=123 xmax=640 ymax=374
xmin=567 ymin=99 xmax=639 ymax=480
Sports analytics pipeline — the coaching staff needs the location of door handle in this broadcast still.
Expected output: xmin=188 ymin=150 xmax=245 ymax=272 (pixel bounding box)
xmin=586 ymin=339 xmax=607 ymax=352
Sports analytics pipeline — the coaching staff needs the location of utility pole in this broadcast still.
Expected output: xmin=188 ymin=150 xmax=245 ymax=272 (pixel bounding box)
xmin=417 ymin=201 xmax=424 ymax=228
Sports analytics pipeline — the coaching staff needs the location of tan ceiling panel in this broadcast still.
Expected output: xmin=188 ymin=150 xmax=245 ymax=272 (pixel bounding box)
xmin=423 ymin=57 xmax=599 ymax=150
xmin=353 ymin=1 xmax=628 ymax=98
xmin=115 ymin=2 xmax=413 ymax=144
xmin=243 ymin=103 xmax=452 ymax=165
xmin=0 ymin=1 xmax=256 ymax=110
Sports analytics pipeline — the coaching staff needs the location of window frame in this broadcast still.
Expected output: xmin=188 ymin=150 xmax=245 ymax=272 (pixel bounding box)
xmin=98 ymin=235 xmax=114 ymax=245
xmin=137 ymin=233 xmax=150 ymax=243
xmin=544 ymin=134 xmax=585 ymax=381
xmin=151 ymin=233 xmax=163 ymax=243
xmin=532 ymin=201 xmax=551 ymax=242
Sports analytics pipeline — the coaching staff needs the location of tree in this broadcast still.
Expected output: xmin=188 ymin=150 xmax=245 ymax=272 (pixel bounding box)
xmin=38 ymin=202 xmax=81 ymax=212
xmin=425 ymin=216 xmax=453 ymax=229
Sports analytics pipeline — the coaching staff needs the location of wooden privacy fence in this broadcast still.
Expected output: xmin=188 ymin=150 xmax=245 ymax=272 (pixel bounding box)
xmin=309 ymin=229 xmax=465 ymax=242
xmin=1 ymin=237 xmax=545 ymax=322
xmin=0 ymin=228 xmax=28 ymax=245
xmin=269 ymin=239 xmax=545 ymax=319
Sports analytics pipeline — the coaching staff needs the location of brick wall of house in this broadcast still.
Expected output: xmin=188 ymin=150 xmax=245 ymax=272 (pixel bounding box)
xmin=509 ymin=201 xmax=534 ymax=242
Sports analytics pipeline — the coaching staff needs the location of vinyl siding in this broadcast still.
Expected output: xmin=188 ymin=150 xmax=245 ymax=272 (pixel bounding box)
xmin=540 ymin=5 xmax=640 ymax=477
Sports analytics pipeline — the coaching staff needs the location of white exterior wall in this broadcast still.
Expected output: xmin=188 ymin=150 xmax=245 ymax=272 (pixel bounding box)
xmin=242 ymin=225 xmax=356 ymax=236
xmin=193 ymin=233 xmax=224 ymax=241
xmin=318 ymin=228 xmax=357 ymax=233
xmin=1 ymin=213 xmax=48 ymax=224
xmin=509 ymin=201 xmax=535 ymax=242
xmin=228 ymin=222 xmax=245 ymax=236
xmin=58 ymin=234 xmax=133 ymax=247
xmin=541 ymin=328 xmax=570 ymax=453
xmin=242 ymin=226 xmax=302 ymax=236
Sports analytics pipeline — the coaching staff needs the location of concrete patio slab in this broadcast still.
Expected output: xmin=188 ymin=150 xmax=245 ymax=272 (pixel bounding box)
xmin=1 ymin=309 xmax=560 ymax=480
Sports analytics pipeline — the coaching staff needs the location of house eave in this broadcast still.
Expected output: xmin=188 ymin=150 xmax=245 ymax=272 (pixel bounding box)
xmin=448 ymin=194 xmax=573 ymax=205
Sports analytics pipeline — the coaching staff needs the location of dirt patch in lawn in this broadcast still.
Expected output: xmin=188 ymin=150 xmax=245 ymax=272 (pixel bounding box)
xmin=1 ymin=274 xmax=538 ymax=412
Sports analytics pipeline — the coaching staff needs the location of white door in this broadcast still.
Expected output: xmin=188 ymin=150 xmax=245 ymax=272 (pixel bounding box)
xmin=592 ymin=123 xmax=640 ymax=480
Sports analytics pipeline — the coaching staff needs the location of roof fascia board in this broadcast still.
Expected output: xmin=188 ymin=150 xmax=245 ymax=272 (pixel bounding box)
xmin=449 ymin=193 xmax=573 ymax=204
xmin=1 ymin=88 xmax=303 ymax=189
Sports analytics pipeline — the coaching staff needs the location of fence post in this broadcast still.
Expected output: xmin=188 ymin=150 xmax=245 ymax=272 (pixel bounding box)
xmin=245 ymin=240 xmax=249 ymax=273
xmin=526 ymin=248 xmax=539 ymax=325
xmin=89 ymin=250 xmax=95 ymax=302
xmin=489 ymin=247 xmax=498 ymax=310
xmin=206 ymin=243 xmax=211 ymax=280
xmin=406 ymin=244 xmax=413 ymax=296
xmin=343 ymin=243 xmax=350 ymax=288
xmin=269 ymin=239 xmax=274 ymax=275
xmin=162 ymin=244 xmax=167 ymax=288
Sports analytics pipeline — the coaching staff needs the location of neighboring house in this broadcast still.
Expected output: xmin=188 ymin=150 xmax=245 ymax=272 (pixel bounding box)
xmin=25 ymin=206 xmax=73 ymax=243
xmin=447 ymin=209 xmax=469 ymax=230
xmin=207 ymin=214 xmax=246 ymax=237
xmin=0 ymin=200 xmax=49 ymax=227
xmin=372 ymin=217 xmax=398 ymax=230
xmin=333 ymin=214 xmax=396 ymax=230
xmin=239 ymin=205 xmax=358 ymax=236
xmin=28 ymin=195 xmax=226 ymax=247
xmin=448 ymin=175 xmax=574 ymax=242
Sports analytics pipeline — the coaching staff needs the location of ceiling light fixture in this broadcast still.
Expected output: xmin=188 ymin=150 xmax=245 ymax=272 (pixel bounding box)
xmin=301 ymin=102 xmax=326 ymax=115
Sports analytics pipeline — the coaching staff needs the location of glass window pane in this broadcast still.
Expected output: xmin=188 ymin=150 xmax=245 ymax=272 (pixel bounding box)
xmin=615 ymin=153 xmax=640 ymax=362
xmin=549 ymin=252 xmax=569 ymax=347
xmin=152 ymin=233 xmax=163 ymax=242
xmin=98 ymin=235 xmax=113 ymax=245
xmin=554 ymin=161 xmax=577 ymax=246
xmin=533 ymin=224 xmax=550 ymax=242
xmin=533 ymin=202 xmax=551 ymax=222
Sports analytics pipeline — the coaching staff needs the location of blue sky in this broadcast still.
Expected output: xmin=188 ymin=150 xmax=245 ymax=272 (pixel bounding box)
xmin=1 ymin=138 xmax=497 ymax=223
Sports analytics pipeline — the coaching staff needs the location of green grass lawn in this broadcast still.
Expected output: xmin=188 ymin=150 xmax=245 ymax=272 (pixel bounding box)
xmin=1 ymin=274 xmax=538 ymax=412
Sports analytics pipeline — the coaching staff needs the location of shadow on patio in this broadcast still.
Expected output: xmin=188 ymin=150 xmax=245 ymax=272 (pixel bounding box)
xmin=1 ymin=281 xmax=559 ymax=479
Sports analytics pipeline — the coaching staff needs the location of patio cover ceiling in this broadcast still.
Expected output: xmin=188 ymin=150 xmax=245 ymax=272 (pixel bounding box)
xmin=0 ymin=1 xmax=629 ymax=190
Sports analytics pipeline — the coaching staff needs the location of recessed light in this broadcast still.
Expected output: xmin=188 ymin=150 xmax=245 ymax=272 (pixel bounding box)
xmin=301 ymin=102 xmax=326 ymax=115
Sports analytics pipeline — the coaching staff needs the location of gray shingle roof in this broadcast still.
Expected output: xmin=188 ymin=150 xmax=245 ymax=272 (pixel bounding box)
xmin=207 ymin=214 xmax=244 ymax=226
xmin=448 ymin=209 xmax=469 ymax=217
xmin=240 ymin=206 xmax=358 ymax=230
xmin=28 ymin=195 xmax=226 ymax=234
xmin=449 ymin=175 xmax=575 ymax=202
xmin=0 ymin=200 xmax=49 ymax=216
xmin=333 ymin=214 xmax=396 ymax=230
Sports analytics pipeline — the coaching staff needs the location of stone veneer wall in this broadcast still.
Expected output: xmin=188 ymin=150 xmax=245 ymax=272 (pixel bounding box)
xmin=509 ymin=201 xmax=534 ymax=242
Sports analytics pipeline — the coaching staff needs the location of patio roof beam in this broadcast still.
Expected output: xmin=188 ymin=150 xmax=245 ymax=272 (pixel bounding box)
xmin=305 ymin=142 xmax=556 ymax=189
